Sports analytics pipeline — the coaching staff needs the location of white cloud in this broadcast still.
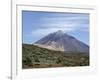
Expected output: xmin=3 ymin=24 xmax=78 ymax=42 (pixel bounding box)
xmin=32 ymin=27 xmax=76 ymax=38
xmin=41 ymin=16 xmax=88 ymax=22
xmin=32 ymin=22 xmax=89 ymax=38
xmin=31 ymin=13 xmax=89 ymax=38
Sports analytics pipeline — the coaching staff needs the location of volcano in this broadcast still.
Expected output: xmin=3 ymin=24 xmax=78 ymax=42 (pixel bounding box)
xmin=34 ymin=30 xmax=89 ymax=53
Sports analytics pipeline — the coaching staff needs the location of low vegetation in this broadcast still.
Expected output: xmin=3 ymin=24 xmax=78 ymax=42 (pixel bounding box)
xmin=22 ymin=44 xmax=89 ymax=69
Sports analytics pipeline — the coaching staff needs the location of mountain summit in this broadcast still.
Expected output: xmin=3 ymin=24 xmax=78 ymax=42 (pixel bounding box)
xmin=34 ymin=30 xmax=89 ymax=53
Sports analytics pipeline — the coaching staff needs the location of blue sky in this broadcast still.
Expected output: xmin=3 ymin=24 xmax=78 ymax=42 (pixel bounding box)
xmin=22 ymin=11 xmax=89 ymax=45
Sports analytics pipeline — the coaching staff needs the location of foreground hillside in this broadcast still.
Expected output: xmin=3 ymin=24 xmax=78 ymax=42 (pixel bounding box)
xmin=22 ymin=44 xmax=89 ymax=69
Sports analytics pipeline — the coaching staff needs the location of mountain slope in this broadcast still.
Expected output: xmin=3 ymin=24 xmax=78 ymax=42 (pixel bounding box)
xmin=34 ymin=30 xmax=89 ymax=53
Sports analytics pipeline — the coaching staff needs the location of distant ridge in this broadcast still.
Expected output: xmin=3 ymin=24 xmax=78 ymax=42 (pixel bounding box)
xmin=34 ymin=30 xmax=89 ymax=53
